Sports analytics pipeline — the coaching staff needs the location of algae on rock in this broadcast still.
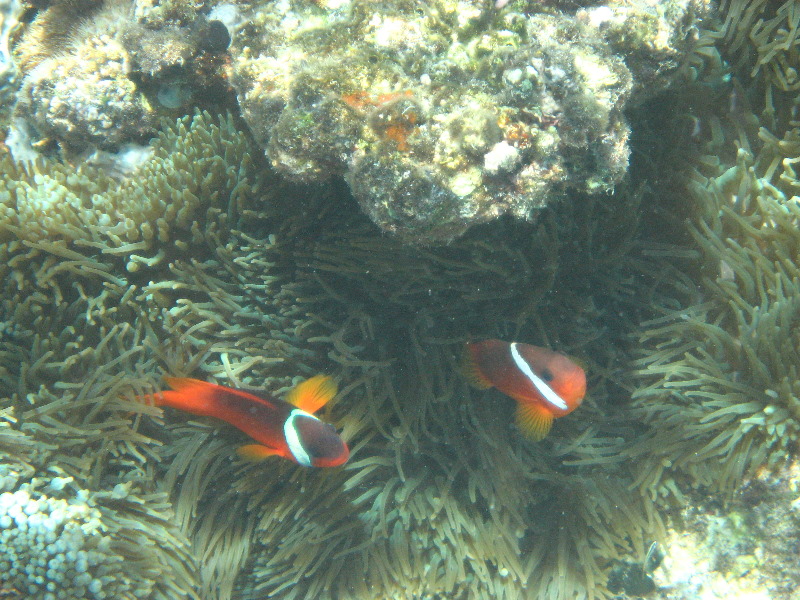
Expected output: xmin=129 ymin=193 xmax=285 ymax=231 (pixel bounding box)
xmin=6 ymin=0 xmax=232 ymax=156
xmin=228 ymin=0 xmax=711 ymax=244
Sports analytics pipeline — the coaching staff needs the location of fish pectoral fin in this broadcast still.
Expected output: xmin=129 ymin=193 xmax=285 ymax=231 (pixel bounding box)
xmin=285 ymin=375 xmax=338 ymax=414
xmin=514 ymin=403 xmax=554 ymax=441
xmin=461 ymin=346 xmax=493 ymax=390
xmin=237 ymin=444 xmax=281 ymax=462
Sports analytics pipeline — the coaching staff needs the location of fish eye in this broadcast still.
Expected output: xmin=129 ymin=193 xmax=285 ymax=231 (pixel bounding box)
xmin=541 ymin=369 xmax=554 ymax=382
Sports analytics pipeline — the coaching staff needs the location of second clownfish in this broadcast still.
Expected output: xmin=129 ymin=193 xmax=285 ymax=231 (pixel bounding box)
xmin=144 ymin=375 xmax=349 ymax=467
xmin=463 ymin=339 xmax=586 ymax=440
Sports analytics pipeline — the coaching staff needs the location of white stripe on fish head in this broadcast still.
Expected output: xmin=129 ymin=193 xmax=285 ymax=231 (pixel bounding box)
xmin=509 ymin=343 xmax=568 ymax=411
xmin=284 ymin=409 xmax=316 ymax=467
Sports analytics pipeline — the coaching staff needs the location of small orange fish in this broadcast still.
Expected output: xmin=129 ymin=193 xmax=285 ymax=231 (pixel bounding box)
xmin=463 ymin=339 xmax=586 ymax=440
xmin=145 ymin=375 xmax=349 ymax=467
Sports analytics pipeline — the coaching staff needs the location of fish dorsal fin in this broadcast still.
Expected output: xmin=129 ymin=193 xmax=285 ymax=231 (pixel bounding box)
xmin=285 ymin=375 xmax=337 ymax=414
xmin=461 ymin=345 xmax=493 ymax=390
xmin=163 ymin=376 xmax=211 ymax=393
xmin=237 ymin=444 xmax=281 ymax=462
xmin=514 ymin=403 xmax=554 ymax=441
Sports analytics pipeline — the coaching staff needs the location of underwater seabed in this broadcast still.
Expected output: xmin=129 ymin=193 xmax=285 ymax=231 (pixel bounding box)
xmin=3 ymin=0 xmax=800 ymax=599
xmin=647 ymin=458 xmax=800 ymax=600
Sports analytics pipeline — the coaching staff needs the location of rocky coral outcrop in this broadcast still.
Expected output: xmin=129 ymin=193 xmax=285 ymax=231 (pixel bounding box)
xmin=16 ymin=34 xmax=155 ymax=152
xmin=227 ymin=0 xmax=712 ymax=244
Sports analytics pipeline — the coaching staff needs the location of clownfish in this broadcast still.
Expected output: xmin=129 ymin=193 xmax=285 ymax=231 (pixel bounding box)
xmin=144 ymin=375 xmax=349 ymax=467
xmin=462 ymin=339 xmax=586 ymax=440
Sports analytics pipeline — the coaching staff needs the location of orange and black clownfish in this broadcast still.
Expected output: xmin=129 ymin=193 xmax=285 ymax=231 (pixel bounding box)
xmin=145 ymin=375 xmax=349 ymax=467
xmin=463 ymin=339 xmax=586 ymax=441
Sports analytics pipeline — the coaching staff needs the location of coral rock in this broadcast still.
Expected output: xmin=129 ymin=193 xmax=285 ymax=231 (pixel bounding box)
xmin=228 ymin=0 xmax=711 ymax=244
xmin=0 ymin=0 xmax=22 ymax=133
xmin=0 ymin=473 xmax=198 ymax=600
xmin=15 ymin=35 xmax=155 ymax=152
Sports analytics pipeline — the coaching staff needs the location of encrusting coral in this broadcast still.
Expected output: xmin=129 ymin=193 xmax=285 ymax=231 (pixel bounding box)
xmin=650 ymin=459 xmax=800 ymax=598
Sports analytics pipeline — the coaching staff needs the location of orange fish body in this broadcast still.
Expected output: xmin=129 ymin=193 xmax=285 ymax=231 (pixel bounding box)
xmin=463 ymin=339 xmax=586 ymax=440
xmin=148 ymin=375 xmax=349 ymax=467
